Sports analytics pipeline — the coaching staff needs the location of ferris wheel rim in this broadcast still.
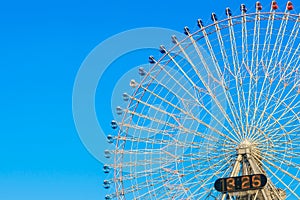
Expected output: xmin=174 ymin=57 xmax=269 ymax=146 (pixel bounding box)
xmin=104 ymin=5 xmax=300 ymax=200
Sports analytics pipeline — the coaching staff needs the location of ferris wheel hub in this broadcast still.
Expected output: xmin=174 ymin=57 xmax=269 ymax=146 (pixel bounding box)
xmin=236 ymin=139 xmax=257 ymax=155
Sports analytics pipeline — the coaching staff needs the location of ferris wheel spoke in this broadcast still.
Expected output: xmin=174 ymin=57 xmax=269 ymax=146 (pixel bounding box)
xmin=264 ymin=81 xmax=299 ymax=119
xmin=268 ymin=12 xmax=290 ymax=81
xmin=241 ymin=8 xmax=249 ymax=71
xmin=284 ymin=50 xmax=300 ymax=89
xmin=186 ymin=158 xmax=232 ymax=182
xmin=170 ymin=37 xmax=242 ymax=142
xmin=251 ymin=106 xmax=298 ymax=142
xmin=121 ymin=162 xmax=196 ymax=192
xmin=113 ymin=157 xmax=175 ymax=170
xmin=250 ymin=81 xmax=299 ymax=139
xmin=246 ymin=11 xmax=261 ymax=139
xmin=120 ymin=122 xmax=176 ymax=137
xmin=253 ymin=151 xmax=300 ymax=183
xmin=155 ymin=51 xmax=239 ymax=138
xmin=257 ymin=153 xmax=300 ymax=178
xmin=129 ymin=84 xmax=238 ymax=143
xmin=269 ymin=40 xmax=300 ymax=92
xmin=257 ymin=95 xmax=300 ymax=140
xmin=111 ymin=172 xmax=172 ymax=197
xmin=182 ymin=160 xmax=232 ymax=195
xmin=156 ymin=149 xmax=234 ymax=178
xmin=136 ymin=178 xmax=174 ymax=199
xmin=261 ymin=10 xmax=276 ymax=64
xmin=241 ymin=11 xmax=256 ymax=139
xmin=258 ymin=158 xmax=300 ymax=199
xmin=212 ymin=18 xmax=249 ymax=138
xmin=264 ymin=76 xmax=300 ymax=121
xmin=272 ymin=128 xmax=300 ymax=147
xmin=268 ymin=127 xmax=299 ymax=145
xmin=251 ymin=116 xmax=295 ymax=144
xmin=146 ymin=63 xmax=233 ymax=130
xmin=264 ymin=111 xmax=299 ymax=141
xmin=167 ymin=35 xmax=223 ymax=87
xmin=282 ymin=41 xmax=300 ymax=84
xmin=253 ymin=78 xmax=289 ymax=128
xmin=284 ymin=62 xmax=300 ymax=87
xmin=226 ymin=15 xmax=241 ymax=80
xmin=117 ymin=133 xmax=219 ymax=151
xmin=168 ymin=159 xmax=230 ymax=192
xmin=260 ymin=149 xmax=300 ymax=167
xmin=184 ymin=155 xmax=234 ymax=173
xmin=114 ymin=144 xmax=234 ymax=182
xmin=120 ymin=169 xmax=167 ymax=181
xmin=123 ymin=175 xmax=170 ymax=199
xmin=123 ymin=108 xmax=220 ymax=143
xmin=285 ymin=40 xmax=300 ymax=74
xmin=270 ymin=147 xmax=300 ymax=159
xmin=253 ymin=46 xmax=299 ymax=132
xmin=126 ymin=59 xmax=209 ymax=130
xmin=184 ymin=29 xmax=225 ymax=88
xmin=250 ymin=10 xmax=276 ymax=135
xmin=179 ymin=152 xmax=234 ymax=176
xmin=132 ymin=159 xmax=210 ymax=197
xmin=270 ymin=126 xmax=299 ymax=142
xmin=188 ymin=158 xmax=234 ymax=198
xmin=276 ymin=15 xmax=299 ymax=75
xmin=251 ymin=11 xmax=261 ymax=77
xmin=198 ymin=24 xmax=249 ymax=141
xmin=155 ymin=50 xmax=206 ymax=103
xmin=249 ymin=80 xmax=282 ymax=136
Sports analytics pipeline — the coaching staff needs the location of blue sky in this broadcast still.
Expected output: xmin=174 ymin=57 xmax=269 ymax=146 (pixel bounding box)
xmin=0 ymin=0 xmax=298 ymax=199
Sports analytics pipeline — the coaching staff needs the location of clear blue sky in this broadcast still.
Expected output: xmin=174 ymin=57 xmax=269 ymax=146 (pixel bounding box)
xmin=0 ymin=0 xmax=297 ymax=199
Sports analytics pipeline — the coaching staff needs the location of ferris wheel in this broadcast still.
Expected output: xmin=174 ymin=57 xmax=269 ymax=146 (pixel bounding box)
xmin=103 ymin=1 xmax=300 ymax=199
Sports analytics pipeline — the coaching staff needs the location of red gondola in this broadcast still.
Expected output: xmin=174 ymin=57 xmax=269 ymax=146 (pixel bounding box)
xmin=256 ymin=1 xmax=262 ymax=11
xmin=271 ymin=1 xmax=278 ymax=10
xmin=287 ymin=1 xmax=293 ymax=10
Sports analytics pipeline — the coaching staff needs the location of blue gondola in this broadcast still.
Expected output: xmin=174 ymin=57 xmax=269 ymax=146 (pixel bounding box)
xmin=159 ymin=45 xmax=166 ymax=54
xmin=103 ymin=165 xmax=110 ymax=173
xmin=184 ymin=26 xmax=190 ymax=35
xmin=107 ymin=135 xmax=114 ymax=144
xmin=226 ymin=8 xmax=232 ymax=16
xmin=149 ymin=56 xmax=156 ymax=64
xmin=211 ymin=13 xmax=217 ymax=21
xmin=111 ymin=120 xmax=118 ymax=129
xmin=240 ymin=4 xmax=247 ymax=12
xmin=103 ymin=180 xmax=110 ymax=189
xmin=197 ymin=19 xmax=204 ymax=28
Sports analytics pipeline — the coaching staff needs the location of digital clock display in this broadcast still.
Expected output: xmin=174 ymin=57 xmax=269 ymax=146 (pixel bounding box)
xmin=214 ymin=174 xmax=267 ymax=193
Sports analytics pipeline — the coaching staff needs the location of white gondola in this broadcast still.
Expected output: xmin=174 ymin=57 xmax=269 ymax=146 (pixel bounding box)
xmin=116 ymin=106 xmax=123 ymax=115
xmin=129 ymin=79 xmax=137 ymax=88
xmin=122 ymin=93 xmax=129 ymax=101
xmin=104 ymin=150 xmax=111 ymax=159
xmin=138 ymin=67 xmax=146 ymax=76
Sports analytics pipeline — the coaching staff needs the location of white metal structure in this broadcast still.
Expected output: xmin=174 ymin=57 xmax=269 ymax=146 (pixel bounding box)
xmin=104 ymin=1 xmax=300 ymax=199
